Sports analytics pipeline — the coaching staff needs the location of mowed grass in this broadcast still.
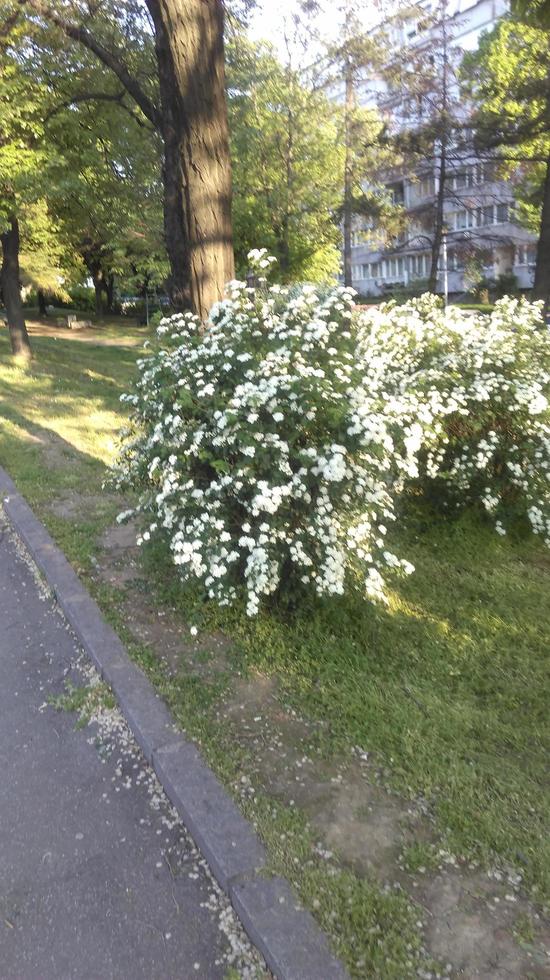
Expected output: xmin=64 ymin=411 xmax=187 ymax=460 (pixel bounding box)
xmin=1 ymin=322 xmax=549 ymax=973
xmin=208 ymin=512 xmax=550 ymax=893
xmin=0 ymin=320 xmax=139 ymax=495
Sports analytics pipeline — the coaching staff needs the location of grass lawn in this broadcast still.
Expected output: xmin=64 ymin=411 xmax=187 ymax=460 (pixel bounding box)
xmin=1 ymin=318 xmax=549 ymax=977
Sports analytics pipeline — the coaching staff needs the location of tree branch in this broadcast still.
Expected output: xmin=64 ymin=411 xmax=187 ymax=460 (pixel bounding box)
xmin=43 ymin=89 xmax=155 ymax=132
xmin=19 ymin=0 xmax=162 ymax=130
xmin=44 ymin=89 xmax=124 ymax=122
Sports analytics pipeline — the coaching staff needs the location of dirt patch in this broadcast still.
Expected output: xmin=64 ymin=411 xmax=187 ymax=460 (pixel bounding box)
xmin=122 ymin=599 xmax=230 ymax=677
xmin=98 ymin=520 xmax=139 ymax=551
xmin=93 ymin=520 xmax=141 ymax=589
xmin=48 ymin=490 xmax=121 ymax=522
xmin=417 ymin=867 xmax=550 ymax=978
xmin=24 ymin=429 xmax=73 ymax=470
xmin=94 ymin=521 xmax=231 ymax=677
xmin=220 ymin=671 xmax=550 ymax=977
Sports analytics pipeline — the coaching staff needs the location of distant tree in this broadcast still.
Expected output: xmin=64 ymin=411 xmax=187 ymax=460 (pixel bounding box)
xmin=380 ymin=0 xmax=472 ymax=293
xmin=295 ymin=0 xmax=401 ymax=286
xmin=463 ymin=12 xmax=550 ymax=305
xmin=512 ymin=0 xmax=550 ymax=27
xmin=45 ymin=88 xmax=166 ymax=316
xmin=228 ymin=38 xmax=344 ymax=281
xmin=0 ymin=20 xmax=63 ymax=358
xmin=323 ymin=1 xmax=401 ymax=286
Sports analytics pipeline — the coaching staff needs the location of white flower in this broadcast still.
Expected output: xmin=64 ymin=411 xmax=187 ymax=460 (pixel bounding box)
xmin=112 ymin=261 xmax=549 ymax=616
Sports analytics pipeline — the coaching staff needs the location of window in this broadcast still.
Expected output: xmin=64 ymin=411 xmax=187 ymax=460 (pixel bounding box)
xmin=452 ymin=168 xmax=475 ymax=190
xmin=496 ymin=203 xmax=509 ymax=224
xmin=410 ymin=253 xmax=429 ymax=278
xmin=416 ymin=176 xmax=435 ymax=200
xmin=450 ymin=210 xmax=476 ymax=230
xmin=515 ymin=245 xmax=536 ymax=267
xmin=447 ymin=250 xmax=465 ymax=272
xmin=389 ymin=184 xmax=405 ymax=205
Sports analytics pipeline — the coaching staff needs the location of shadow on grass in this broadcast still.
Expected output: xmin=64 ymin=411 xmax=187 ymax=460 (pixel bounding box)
xmin=0 ymin=406 xmax=108 ymax=500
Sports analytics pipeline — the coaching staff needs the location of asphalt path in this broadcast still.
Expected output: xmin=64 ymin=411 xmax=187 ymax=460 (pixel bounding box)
xmin=0 ymin=518 xmax=249 ymax=980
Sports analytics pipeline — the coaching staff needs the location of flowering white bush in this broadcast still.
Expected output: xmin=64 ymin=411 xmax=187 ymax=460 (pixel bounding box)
xmin=112 ymin=252 xmax=550 ymax=615
xmin=358 ymin=295 xmax=550 ymax=542
xmin=112 ymin=251 xmax=420 ymax=615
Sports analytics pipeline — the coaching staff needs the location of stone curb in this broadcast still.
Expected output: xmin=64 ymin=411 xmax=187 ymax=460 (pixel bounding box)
xmin=0 ymin=466 xmax=349 ymax=980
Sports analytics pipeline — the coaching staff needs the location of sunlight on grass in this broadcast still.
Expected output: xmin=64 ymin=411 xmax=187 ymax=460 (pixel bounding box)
xmin=0 ymin=325 xmax=143 ymax=472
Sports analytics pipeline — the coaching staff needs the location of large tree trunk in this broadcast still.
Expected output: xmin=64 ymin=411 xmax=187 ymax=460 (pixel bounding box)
xmin=343 ymin=62 xmax=354 ymax=288
xmin=146 ymin=0 xmax=235 ymax=320
xmin=0 ymin=217 xmax=32 ymax=360
xmin=533 ymin=152 xmax=550 ymax=310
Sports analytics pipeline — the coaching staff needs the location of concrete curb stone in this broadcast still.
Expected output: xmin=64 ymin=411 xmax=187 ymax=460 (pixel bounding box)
xmin=0 ymin=466 xmax=350 ymax=980
xmin=231 ymin=876 xmax=350 ymax=980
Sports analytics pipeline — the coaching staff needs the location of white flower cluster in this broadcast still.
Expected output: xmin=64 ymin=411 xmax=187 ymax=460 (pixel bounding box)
xmin=112 ymin=252 xmax=418 ymax=615
xmin=357 ymin=294 xmax=550 ymax=543
xmin=112 ymin=260 xmax=550 ymax=615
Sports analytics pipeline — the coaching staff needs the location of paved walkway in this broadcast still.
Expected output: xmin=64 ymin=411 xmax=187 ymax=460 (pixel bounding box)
xmin=0 ymin=520 xmax=247 ymax=979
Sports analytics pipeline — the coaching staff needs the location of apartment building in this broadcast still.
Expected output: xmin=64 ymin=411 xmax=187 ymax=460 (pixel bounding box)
xmin=349 ymin=0 xmax=537 ymax=297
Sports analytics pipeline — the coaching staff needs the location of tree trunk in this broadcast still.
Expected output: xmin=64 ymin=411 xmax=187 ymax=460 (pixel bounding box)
xmin=428 ymin=1 xmax=449 ymax=295
xmin=93 ymin=276 xmax=104 ymax=317
xmin=146 ymin=0 xmax=235 ymax=320
xmin=37 ymin=288 xmax=48 ymax=317
xmin=0 ymin=216 xmax=32 ymax=360
xmin=105 ymin=273 xmax=115 ymax=313
xmin=533 ymin=152 xmax=550 ymax=310
xmin=343 ymin=61 xmax=354 ymax=288
xmin=428 ymin=144 xmax=447 ymax=294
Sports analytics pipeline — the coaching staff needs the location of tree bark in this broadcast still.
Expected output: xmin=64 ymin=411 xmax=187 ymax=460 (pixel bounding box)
xmin=426 ymin=0 xmax=450 ymax=295
xmin=428 ymin=143 xmax=447 ymax=294
xmin=146 ymin=0 xmax=235 ymax=319
xmin=37 ymin=288 xmax=48 ymax=317
xmin=533 ymin=152 xmax=550 ymax=310
xmin=343 ymin=61 xmax=354 ymax=288
xmin=105 ymin=273 xmax=115 ymax=313
xmin=93 ymin=275 xmax=104 ymax=317
xmin=0 ymin=216 xmax=32 ymax=359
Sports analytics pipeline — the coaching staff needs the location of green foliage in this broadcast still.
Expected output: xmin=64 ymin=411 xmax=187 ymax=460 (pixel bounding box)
xmin=463 ymin=15 xmax=550 ymax=233
xmin=0 ymin=27 xmax=73 ymax=296
xmin=228 ymin=39 xmax=344 ymax=281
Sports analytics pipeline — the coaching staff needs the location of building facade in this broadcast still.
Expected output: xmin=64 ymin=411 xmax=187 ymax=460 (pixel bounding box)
xmin=349 ymin=0 xmax=537 ymax=297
